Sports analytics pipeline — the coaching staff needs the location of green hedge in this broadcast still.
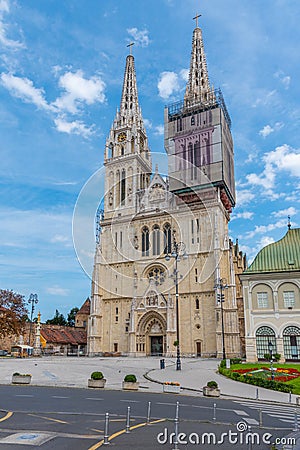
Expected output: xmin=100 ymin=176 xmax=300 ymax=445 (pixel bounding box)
xmin=219 ymin=358 xmax=242 ymax=368
xmin=219 ymin=366 xmax=295 ymax=393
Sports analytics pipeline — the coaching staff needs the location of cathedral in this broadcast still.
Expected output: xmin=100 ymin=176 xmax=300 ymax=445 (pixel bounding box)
xmin=88 ymin=21 xmax=244 ymax=358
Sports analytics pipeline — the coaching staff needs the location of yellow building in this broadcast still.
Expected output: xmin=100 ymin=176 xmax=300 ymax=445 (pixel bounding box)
xmin=241 ymin=226 xmax=300 ymax=362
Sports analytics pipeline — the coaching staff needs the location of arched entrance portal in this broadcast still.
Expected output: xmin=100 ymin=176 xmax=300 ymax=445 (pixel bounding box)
xmin=136 ymin=311 xmax=167 ymax=356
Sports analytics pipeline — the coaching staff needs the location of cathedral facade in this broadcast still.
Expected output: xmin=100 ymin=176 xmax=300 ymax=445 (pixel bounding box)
xmin=88 ymin=23 xmax=243 ymax=358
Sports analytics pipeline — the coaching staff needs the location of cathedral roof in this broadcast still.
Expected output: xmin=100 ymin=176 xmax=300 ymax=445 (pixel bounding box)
xmin=244 ymin=228 xmax=300 ymax=274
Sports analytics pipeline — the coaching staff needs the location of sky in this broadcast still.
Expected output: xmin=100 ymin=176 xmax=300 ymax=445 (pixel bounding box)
xmin=0 ymin=0 xmax=299 ymax=321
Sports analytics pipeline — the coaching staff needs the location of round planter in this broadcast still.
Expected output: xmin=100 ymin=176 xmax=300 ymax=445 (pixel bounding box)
xmin=203 ymin=386 xmax=220 ymax=397
xmin=88 ymin=378 xmax=106 ymax=388
xmin=12 ymin=375 xmax=32 ymax=385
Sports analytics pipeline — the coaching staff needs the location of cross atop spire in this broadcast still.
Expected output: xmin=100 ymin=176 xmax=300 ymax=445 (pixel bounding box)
xmin=193 ymin=13 xmax=202 ymax=28
xmin=127 ymin=42 xmax=134 ymax=55
xmin=288 ymin=215 xmax=291 ymax=230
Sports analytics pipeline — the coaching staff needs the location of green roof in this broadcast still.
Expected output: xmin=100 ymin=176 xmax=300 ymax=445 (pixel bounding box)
xmin=244 ymin=228 xmax=300 ymax=274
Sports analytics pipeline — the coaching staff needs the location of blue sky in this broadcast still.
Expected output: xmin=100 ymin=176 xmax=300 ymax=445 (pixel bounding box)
xmin=1 ymin=0 xmax=299 ymax=320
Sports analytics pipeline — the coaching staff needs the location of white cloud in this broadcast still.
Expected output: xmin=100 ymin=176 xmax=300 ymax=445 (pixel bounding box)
xmin=259 ymin=125 xmax=273 ymax=138
xmin=246 ymin=145 xmax=300 ymax=197
xmin=154 ymin=125 xmax=164 ymax=135
xmin=50 ymin=234 xmax=70 ymax=245
xmin=245 ymin=219 xmax=287 ymax=239
xmin=0 ymin=0 xmax=9 ymax=13
xmin=236 ymin=190 xmax=255 ymax=206
xmin=272 ymin=207 xmax=297 ymax=218
xmin=54 ymin=117 xmax=94 ymax=138
xmin=46 ymin=286 xmax=69 ymax=296
xmin=259 ymin=122 xmax=283 ymax=138
xmin=257 ymin=236 xmax=275 ymax=248
xmin=143 ymin=118 xmax=152 ymax=129
xmin=231 ymin=211 xmax=254 ymax=220
xmin=158 ymin=71 xmax=180 ymax=99
xmin=180 ymin=68 xmax=189 ymax=82
xmin=274 ymin=70 xmax=291 ymax=89
xmin=266 ymin=144 xmax=300 ymax=178
xmin=53 ymin=70 xmax=106 ymax=114
xmin=0 ymin=0 xmax=23 ymax=49
xmin=252 ymin=90 xmax=276 ymax=108
xmin=246 ymin=163 xmax=275 ymax=190
xmin=127 ymin=27 xmax=150 ymax=47
xmin=0 ymin=73 xmax=50 ymax=110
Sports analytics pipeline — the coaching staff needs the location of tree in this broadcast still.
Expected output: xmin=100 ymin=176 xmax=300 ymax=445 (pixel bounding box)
xmin=67 ymin=307 xmax=79 ymax=327
xmin=46 ymin=309 xmax=67 ymax=326
xmin=0 ymin=289 xmax=28 ymax=338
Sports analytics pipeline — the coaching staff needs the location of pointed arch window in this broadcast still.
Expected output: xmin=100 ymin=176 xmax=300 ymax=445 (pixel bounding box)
xmin=163 ymin=223 xmax=172 ymax=254
xmin=142 ymin=227 xmax=149 ymax=256
xmin=152 ymin=225 xmax=160 ymax=256
xmin=195 ymin=298 xmax=200 ymax=310
xmin=121 ymin=169 xmax=126 ymax=203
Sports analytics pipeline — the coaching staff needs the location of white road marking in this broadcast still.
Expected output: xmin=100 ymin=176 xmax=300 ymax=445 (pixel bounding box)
xmin=233 ymin=410 xmax=249 ymax=416
xmin=119 ymin=399 xmax=140 ymax=403
xmin=15 ymin=395 xmax=34 ymax=397
xmin=52 ymin=396 xmax=69 ymax=399
xmin=244 ymin=418 xmax=259 ymax=425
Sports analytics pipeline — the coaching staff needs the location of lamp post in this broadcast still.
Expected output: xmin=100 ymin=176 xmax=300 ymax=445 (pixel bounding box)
xmin=268 ymin=341 xmax=275 ymax=380
xmin=28 ymin=293 xmax=38 ymax=346
xmin=165 ymin=232 xmax=187 ymax=371
xmin=214 ymin=278 xmax=227 ymax=360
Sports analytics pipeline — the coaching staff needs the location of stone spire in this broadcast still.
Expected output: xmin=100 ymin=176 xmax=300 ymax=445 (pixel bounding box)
xmin=118 ymin=53 xmax=143 ymax=128
xmin=184 ymin=23 xmax=216 ymax=107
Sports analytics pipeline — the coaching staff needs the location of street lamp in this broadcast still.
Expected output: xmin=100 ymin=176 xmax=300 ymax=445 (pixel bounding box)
xmin=268 ymin=341 xmax=275 ymax=380
xmin=165 ymin=232 xmax=187 ymax=371
xmin=214 ymin=278 xmax=227 ymax=360
xmin=28 ymin=293 xmax=38 ymax=346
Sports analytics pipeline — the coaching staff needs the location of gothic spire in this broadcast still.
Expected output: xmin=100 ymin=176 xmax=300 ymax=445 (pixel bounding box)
xmin=184 ymin=19 xmax=215 ymax=107
xmin=119 ymin=52 xmax=143 ymax=127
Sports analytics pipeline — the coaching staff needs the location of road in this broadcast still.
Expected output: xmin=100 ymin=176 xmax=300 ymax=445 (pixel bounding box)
xmin=0 ymin=385 xmax=298 ymax=449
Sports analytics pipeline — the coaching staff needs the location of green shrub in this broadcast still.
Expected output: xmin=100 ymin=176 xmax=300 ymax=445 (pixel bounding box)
xmin=230 ymin=358 xmax=242 ymax=365
xmin=207 ymin=380 xmax=218 ymax=389
xmin=124 ymin=374 xmax=137 ymax=383
xmin=91 ymin=371 xmax=104 ymax=380
xmin=219 ymin=358 xmax=242 ymax=368
xmin=264 ymin=353 xmax=281 ymax=362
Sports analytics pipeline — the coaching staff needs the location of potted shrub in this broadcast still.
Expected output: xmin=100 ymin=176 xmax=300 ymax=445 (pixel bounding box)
xmin=12 ymin=372 xmax=32 ymax=385
xmin=203 ymin=380 xmax=220 ymax=397
xmin=122 ymin=374 xmax=139 ymax=391
xmin=163 ymin=381 xmax=181 ymax=394
xmin=88 ymin=371 xmax=106 ymax=388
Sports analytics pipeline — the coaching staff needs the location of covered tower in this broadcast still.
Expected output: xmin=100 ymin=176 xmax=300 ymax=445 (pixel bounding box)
xmin=164 ymin=17 xmax=235 ymax=213
xmin=164 ymin=17 xmax=241 ymax=359
xmin=104 ymin=50 xmax=152 ymax=219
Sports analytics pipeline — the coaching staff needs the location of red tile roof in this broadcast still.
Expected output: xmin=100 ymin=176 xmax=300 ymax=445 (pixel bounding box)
xmin=41 ymin=325 xmax=87 ymax=345
xmin=77 ymin=298 xmax=90 ymax=315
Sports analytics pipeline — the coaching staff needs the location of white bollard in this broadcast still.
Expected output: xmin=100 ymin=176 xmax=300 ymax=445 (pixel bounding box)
xmin=173 ymin=401 xmax=179 ymax=450
xmin=126 ymin=406 xmax=131 ymax=433
xmin=103 ymin=412 xmax=110 ymax=445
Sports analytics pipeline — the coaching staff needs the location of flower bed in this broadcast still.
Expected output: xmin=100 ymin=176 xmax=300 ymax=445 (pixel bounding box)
xmin=220 ymin=364 xmax=300 ymax=394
